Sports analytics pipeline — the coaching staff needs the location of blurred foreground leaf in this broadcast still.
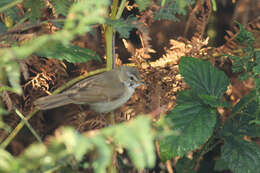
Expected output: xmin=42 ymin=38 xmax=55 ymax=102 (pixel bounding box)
xmin=0 ymin=116 xmax=155 ymax=173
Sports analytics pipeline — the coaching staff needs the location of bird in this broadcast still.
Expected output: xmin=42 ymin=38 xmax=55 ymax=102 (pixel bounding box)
xmin=34 ymin=66 xmax=144 ymax=113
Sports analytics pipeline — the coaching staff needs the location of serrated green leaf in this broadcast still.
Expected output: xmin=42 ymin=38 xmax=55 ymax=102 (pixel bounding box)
xmin=199 ymin=94 xmax=232 ymax=108
xmin=107 ymin=16 xmax=138 ymax=38
xmin=64 ymin=0 xmax=109 ymax=34
xmin=49 ymin=0 xmax=72 ymax=16
xmin=35 ymin=42 xmax=101 ymax=63
xmin=255 ymin=51 xmax=260 ymax=64
xmin=252 ymin=65 xmax=260 ymax=75
xmin=221 ymin=137 xmax=260 ymax=173
xmin=154 ymin=0 xmax=193 ymax=21
xmin=232 ymin=90 xmax=257 ymax=115
xmin=5 ymin=62 xmax=22 ymax=94
xmin=24 ymin=0 xmax=45 ymax=22
xmin=175 ymin=157 xmax=195 ymax=173
xmin=179 ymin=57 xmax=229 ymax=98
xmin=55 ymin=127 xmax=90 ymax=161
xmin=135 ymin=0 xmax=151 ymax=11
xmin=0 ymin=108 xmax=8 ymax=115
xmin=24 ymin=143 xmax=47 ymax=159
xmin=0 ymin=21 xmax=7 ymax=33
xmin=239 ymin=72 xmax=250 ymax=80
xmin=159 ymin=103 xmax=216 ymax=160
xmin=103 ymin=116 xmax=155 ymax=169
xmin=0 ymin=149 xmax=15 ymax=172
xmin=214 ymin=158 xmax=229 ymax=171
xmin=176 ymin=90 xmax=200 ymax=104
xmin=0 ymin=0 xmax=13 ymax=6
xmin=220 ymin=92 xmax=260 ymax=138
xmin=220 ymin=112 xmax=260 ymax=138
xmin=91 ymin=137 xmax=112 ymax=173
xmin=236 ymin=22 xmax=255 ymax=45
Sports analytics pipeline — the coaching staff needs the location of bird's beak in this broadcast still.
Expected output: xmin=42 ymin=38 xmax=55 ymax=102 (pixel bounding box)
xmin=139 ymin=81 xmax=146 ymax=86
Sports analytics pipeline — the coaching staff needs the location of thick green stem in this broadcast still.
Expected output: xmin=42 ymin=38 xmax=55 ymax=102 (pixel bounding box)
xmin=105 ymin=26 xmax=114 ymax=70
xmin=104 ymin=0 xmax=123 ymax=70
xmin=115 ymin=0 xmax=126 ymax=19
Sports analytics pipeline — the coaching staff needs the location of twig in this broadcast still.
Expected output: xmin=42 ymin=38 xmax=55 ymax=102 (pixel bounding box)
xmin=14 ymin=108 xmax=42 ymax=143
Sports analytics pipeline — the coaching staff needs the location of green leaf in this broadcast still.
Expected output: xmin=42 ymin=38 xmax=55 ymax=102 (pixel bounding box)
xmin=91 ymin=137 xmax=112 ymax=173
xmin=199 ymin=94 xmax=232 ymax=108
xmin=175 ymin=157 xmax=195 ymax=173
xmin=24 ymin=0 xmax=45 ymax=22
xmin=179 ymin=57 xmax=229 ymax=98
xmin=135 ymin=0 xmax=151 ymax=11
xmin=221 ymin=137 xmax=260 ymax=173
xmin=232 ymin=90 xmax=257 ymax=115
xmin=252 ymin=65 xmax=260 ymax=75
xmin=64 ymin=0 xmax=109 ymax=35
xmin=236 ymin=22 xmax=255 ymax=45
xmin=0 ymin=149 xmax=15 ymax=172
xmin=107 ymin=16 xmax=138 ymax=38
xmin=35 ymin=42 xmax=101 ymax=63
xmin=0 ymin=21 xmax=7 ymax=33
xmin=103 ymin=116 xmax=155 ymax=169
xmin=0 ymin=0 xmax=13 ymax=6
xmin=214 ymin=158 xmax=229 ymax=171
xmin=24 ymin=143 xmax=47 ymax=159
xmin=54 ymin=127 xmax=90 ymax=161
xmin=220 ymin=112 xmax=260 ymax=138
xmin=0 ymin=108 xmax=8 ymax=115
xmin=159 ymin=103 xmax=216 ymax=161
xmin=49 ymin=0 xmax=72 ymax=16
xmin=176 ymin=90 xmax=200 ymax=104
xmin=220 ymin=91 xmax=260 ymax=138
xmin=5 ymin=62 xmax=22 ymax=94
xmin=154 ymin=0 xmax=193 ymax=21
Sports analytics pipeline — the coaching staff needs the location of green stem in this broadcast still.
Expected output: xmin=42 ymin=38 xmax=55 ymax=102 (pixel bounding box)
xmin=14 ymin=108 xmax=42 ymax=143
xmin=105 ymin=26 xmax=114 ymax=70
xmin=104 ymin=0 xmax=122 ymax=70
xmin=0 ymin=68 xmax=107 ymax=149
xmin=115 ymin=0 xmax=126 ymax=19
xmin=111 ymin=0 xmax=119 ymax=19
xmin=0 ymin=0 xmax=23 ymax=13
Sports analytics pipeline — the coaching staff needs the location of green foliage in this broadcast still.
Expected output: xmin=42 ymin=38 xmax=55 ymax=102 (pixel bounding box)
xmin=236 ymin=22 xmax=255 ymax=45
xmin=24 ymin=0 xmax=45 ymax=22
xmin=0 ymin=116 xmax=155 ymax=173
xmin=35 ymin=42 xmax=101 ymax=63
xmin=64 ymin=0 xmax=109 ymax=35
xmin=106 ymin=16 xmax=138 ymax=38
xmin=220 ymin=90 xmax=260 ymax=138
xmin=226 ymin=22 xmax=258 ymax=81
xmin=159 ymin=103 xmax=216 ymax=160
xmin=154 ymin=0 xmax=195 ymax=21
xmin=219 ymin=137 xmax=260 ymax=173
xmin=0 ymin=0 xmax=109 ymax=94
xmin=158 ymin=57 xmax=229 ymax=161
xmin=0 ymin=21 xmax=7 ymax=35
xmin=175 ymin=157 xmax=195 ymax=173
xmin=135 ymin=0 xmax=152 ymax=11
xmin=159 ymin=53 xmax=260 ymax=173
xmin=49 ymin=0 xmax=73 ymax=16
xmin=179 ymin=57 xmax=229 ymax=98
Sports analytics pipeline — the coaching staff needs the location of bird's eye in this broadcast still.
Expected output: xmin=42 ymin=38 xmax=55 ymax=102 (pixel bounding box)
xmin=130 ymin=76 xmax=134 ymax=81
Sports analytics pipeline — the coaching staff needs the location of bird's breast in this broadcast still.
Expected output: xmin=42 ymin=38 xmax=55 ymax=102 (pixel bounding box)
xmin=89 ymin=85 xmax=135 ymax=113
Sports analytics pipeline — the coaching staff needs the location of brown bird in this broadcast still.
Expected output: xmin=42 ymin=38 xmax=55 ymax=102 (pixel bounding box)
xmin=34 ymin=66 xmax=144 ymax=113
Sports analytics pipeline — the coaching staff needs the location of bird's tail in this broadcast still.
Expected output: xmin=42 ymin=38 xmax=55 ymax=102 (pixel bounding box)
xmin=34 ymin=93 xmax=73 ymax=110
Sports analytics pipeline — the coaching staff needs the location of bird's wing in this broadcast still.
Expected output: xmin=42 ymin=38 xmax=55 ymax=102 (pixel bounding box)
xmin=66 ymin=72 xmax=125 ymax=103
